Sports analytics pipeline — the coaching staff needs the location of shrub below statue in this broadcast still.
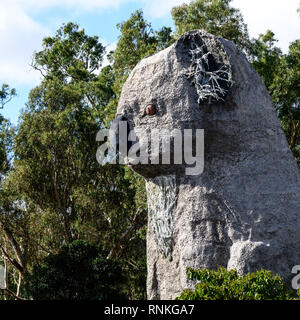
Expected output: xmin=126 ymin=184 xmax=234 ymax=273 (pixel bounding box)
xmin=177 ymin=267 xmax=300 ymax=300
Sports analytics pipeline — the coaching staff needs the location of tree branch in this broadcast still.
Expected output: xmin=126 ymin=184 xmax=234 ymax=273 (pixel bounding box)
xmin=0 ymin=222 xmax=25 ymax=272
xmin=0 ymin=245 xmax=24 ymax=273
xmin=0 ymin=288 xmax=26 ymax=300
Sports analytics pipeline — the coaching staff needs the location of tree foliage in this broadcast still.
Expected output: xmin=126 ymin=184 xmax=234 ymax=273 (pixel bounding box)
xmin=113 ymin=10 xmax=157 ymax=80
xmin=250 ymin=30 xmax=282 ymax=90
xmin=24 ymin=240 xmax=124 ymax=300
xmin=32 ymin=23 xmax=105 ymax=81
xmin=171 ymin=0 xmax=250 ymax=52
xmin=11 ymin=22 xmax=135 ymax=247
xmin=271 ymin=40 xmax=300 ymax=160
xmin=0 ymin=84 xmax=16 ymax=109
xmin=177 ymin=267 xmax=298 ymax=300
xmin=1 ymin=22 xmax=147 ymax=300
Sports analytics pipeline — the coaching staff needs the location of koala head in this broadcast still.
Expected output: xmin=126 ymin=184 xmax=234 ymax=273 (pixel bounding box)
xmin=111 ymin=30 xmax=233 ymax=179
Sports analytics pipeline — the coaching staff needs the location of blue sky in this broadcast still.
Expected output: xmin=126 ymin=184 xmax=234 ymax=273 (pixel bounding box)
xmin=0 ymin=0 xmax=299 ymax=125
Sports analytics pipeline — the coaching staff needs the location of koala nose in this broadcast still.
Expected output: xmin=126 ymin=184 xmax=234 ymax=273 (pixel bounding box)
xmin=110 ymin=114 xmax=133 ymax=156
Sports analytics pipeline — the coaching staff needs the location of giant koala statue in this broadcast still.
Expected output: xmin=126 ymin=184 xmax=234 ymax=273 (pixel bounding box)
xmin=110 ymin=30 xmax=300 ymax=300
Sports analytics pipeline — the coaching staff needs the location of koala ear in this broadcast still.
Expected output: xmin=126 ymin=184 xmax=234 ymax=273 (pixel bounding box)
xmin=174 ymin=30 xmax=202 ymax=66
xmin=175 ymin=30 xmax=233 ymax=105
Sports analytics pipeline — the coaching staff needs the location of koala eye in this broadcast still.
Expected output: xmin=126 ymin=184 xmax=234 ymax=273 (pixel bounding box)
xmin=145 ymin=104 xmax=156 ymax=116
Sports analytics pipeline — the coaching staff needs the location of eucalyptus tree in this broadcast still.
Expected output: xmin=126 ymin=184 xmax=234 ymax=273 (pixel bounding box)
xmin=1 ymin=23 xmax=147 ymax=299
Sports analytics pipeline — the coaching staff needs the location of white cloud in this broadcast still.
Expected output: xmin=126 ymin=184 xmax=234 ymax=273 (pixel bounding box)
xmin=0 ymin=0 xmax=137 ymax=85
xmin=3 ymin=0 xmax=130 ymax=12
xmin=0 ymin=2 xmax=50 ymax=85
xmin=0 ymin=0 xmax=123 ymax=85
xmin=232 ymin=0 xmax=300 ymax=52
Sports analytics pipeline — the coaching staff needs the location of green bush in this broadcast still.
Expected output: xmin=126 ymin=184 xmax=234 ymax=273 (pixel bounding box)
xmin=176 ymin=267 xmax=299 ymax=300
xmin=24 ymin=240 xmax=125 ymax=300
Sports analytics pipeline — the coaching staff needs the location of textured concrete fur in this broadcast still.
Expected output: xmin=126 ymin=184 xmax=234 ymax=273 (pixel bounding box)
xmin=113 ymin=30 xmax=300 ymax=300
